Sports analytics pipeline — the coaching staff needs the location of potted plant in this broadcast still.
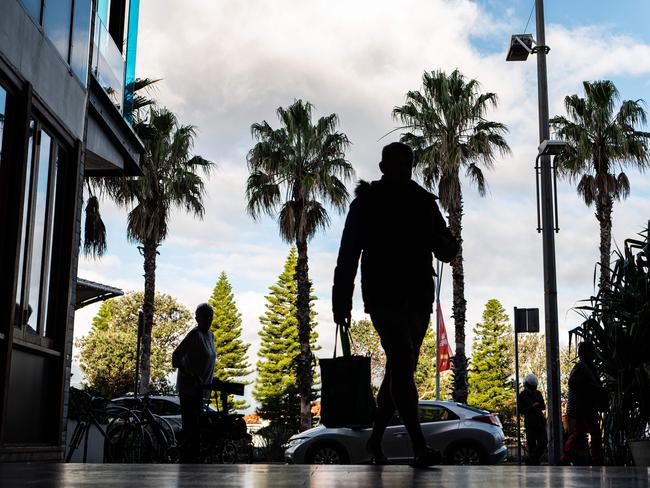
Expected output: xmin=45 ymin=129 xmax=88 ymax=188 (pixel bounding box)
xmin=570 ymin=222 xmax=650 ymax=465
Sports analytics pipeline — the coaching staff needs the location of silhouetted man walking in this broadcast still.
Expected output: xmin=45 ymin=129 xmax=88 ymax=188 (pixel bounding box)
xmin=333 ymin=142 xmax=458 ymax=467
xmin=560 ymin=340 xmax=605 ymax=465
xmin=173 ymin=303 xmax=216 ymax=463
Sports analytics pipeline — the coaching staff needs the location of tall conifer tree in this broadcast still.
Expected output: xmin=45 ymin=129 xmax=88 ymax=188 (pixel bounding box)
xmin=254 ymin=248 xmax=319 ymax=430
xmin=209 ymin=271 xmax=253 ymax=412
xmin=468 ymin=299 xmax=515 ymax=430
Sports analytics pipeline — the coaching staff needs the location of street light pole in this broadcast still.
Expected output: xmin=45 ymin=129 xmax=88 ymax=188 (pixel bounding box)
xmin=534 ymin=0 xmax=563 ymax=465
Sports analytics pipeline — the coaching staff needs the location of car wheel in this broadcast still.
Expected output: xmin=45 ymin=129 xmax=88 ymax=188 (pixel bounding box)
xmin=447 ymin=444 xmax=484 ymax=465
xmin=307 ymin=442 xmax=348 ymax=465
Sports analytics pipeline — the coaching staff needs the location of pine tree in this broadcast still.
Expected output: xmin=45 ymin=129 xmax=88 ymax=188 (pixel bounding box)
xmin=208 ymin=271 xmax=253 ymax=412
xmin=350 ymin=319 xmax=386 ymax=395
xmin=468 ymin=299 xmax=515 ymax=431
xmin=415 ymin=326 xmax=438 ymax=400
xmin=254 ymin=248 xmax=319 ymax=430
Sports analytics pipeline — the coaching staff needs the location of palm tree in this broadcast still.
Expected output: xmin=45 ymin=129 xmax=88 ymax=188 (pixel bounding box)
xmin=550 ymin=80 xmax=650 ymax=289
xmin=100 ymin=107 xmax=213 ymax=392
xmin=246 ymin=99 xmax=353 ymax=430
xmin=393 ymin=69 xmax=510 ymax=403
xmin=83 ymin=77 xmax=160 ymax=257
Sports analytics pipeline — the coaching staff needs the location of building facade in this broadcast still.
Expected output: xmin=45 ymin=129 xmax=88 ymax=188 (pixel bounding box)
xmin=0 ymin=0 xmax=143 ymax=461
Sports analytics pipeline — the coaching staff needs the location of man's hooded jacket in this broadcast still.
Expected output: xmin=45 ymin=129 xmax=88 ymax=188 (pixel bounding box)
xmin=333 ymin=177 xmax=459 ymax=317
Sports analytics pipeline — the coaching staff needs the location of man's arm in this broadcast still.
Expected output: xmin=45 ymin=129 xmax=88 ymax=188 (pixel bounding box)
xmin=172 ymin=330 xmax=195 ymax=370
xmin=332 ymin=198 xmax=363 ymax=326
xmin=429 ymin=200 xmax=459 ymax=263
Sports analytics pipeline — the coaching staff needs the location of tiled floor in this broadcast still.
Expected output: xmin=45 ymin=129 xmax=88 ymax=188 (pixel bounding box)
xmin=0 ymin=464 xmax=648 ymax=487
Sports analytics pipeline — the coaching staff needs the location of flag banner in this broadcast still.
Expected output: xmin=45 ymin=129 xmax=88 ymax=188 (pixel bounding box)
xmin=437 ymin=303 xmax=453 ymax=371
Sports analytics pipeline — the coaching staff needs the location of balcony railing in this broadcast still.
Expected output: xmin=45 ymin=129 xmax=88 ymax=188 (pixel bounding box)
xmin=91 ymin=15 xmax=125 ymax=114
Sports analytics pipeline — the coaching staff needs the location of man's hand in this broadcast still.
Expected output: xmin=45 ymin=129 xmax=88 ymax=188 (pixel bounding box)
xmin=333 ymin=309 xmax=351 ymax=329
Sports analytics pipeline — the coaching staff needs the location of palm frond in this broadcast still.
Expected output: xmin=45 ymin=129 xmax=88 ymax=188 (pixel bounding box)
xmin=83 ymin=195 xmax=107 ymax=258
xmin=393 ymin=69 xmax=509 ymax=208
xmin=552 ymin=80 xmax=650 ymax=205
xmin=245 ymin=99 xmax=354 ymax=242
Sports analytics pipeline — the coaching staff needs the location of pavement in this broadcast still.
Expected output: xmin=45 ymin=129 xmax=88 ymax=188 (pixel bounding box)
xmin=0 ymin=463 xmax=648 ymax=487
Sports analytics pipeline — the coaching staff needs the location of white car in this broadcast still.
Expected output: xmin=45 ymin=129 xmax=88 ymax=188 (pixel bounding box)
xmin=285 ymin=401 xmax=507 ymax=465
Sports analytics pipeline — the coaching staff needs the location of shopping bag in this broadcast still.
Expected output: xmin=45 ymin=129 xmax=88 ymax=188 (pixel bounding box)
xmin=319 ymin=324 xmax=376 ymax=428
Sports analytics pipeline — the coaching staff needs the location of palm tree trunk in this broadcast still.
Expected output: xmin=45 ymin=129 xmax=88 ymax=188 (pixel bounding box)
xmin=139 ymin=240 xmax=157 ymax=394
xmin=596 ymin=195 xmax=613 ymax=290
xmin=448 ymin=196 xmax=468 ymax=404
xmin=295 ymin=237 xmax=313 ymax=431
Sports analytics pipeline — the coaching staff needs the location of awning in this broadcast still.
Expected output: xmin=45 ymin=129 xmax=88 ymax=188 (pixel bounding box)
xmin=75 ymin=278 xmax=124 ymax=310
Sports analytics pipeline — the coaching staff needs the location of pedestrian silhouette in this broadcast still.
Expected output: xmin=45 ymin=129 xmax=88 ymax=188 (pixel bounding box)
xmin=172 ymin=303 xmax=216 ymax=463
xmin=518 ymin=373 xmax=547 ymax=465
xmin=332 ymin=142 xmax=458 ymax=467
xmin=560 ymin=340 xmax=605 ymax=465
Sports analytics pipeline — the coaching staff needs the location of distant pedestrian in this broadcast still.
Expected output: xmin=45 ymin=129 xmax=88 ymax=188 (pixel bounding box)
xmin=172 ymin=303 xmax=216 ymax=463
xmin=560 ymin=340 xmax=605 ymax=465
xmin=518 ymin=374 xmax=547 ymax=465
xmin=332 ymin=142 xmax=459 ymax=468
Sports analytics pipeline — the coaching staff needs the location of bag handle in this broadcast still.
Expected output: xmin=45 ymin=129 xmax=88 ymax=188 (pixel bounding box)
xmin=334 ymin=323 xmax=339 ymax=358
xmin=333 ymin=322 xmax=352 ymax=358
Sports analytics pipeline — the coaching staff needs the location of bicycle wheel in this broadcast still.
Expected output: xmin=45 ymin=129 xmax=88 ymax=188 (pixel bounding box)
xmin=221 ymin=440 xmax=238 ymax=464
xmin=152 ymin=415 xmax=179 ymax=463
xmin=106 ymin=409 xmax=148 ymax=463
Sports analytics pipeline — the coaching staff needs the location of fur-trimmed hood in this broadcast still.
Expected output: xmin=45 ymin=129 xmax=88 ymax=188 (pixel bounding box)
xmin=353 ymin=178 xmax=438 ymax=200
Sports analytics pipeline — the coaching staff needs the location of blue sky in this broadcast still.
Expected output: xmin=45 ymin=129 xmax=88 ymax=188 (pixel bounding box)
xmin=73 ymin=0 xmax=650 ymax=408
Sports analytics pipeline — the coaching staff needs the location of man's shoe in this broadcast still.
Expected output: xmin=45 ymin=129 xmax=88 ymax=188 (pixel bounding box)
xmin=411 ymin=447 xmax=442 ymax=468
xmin=366 ymin=439 xmax=390 ymax=465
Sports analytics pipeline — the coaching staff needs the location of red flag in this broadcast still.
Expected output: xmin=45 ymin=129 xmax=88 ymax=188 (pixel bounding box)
xmin=437 ymin=303 xmax=453 ymax=372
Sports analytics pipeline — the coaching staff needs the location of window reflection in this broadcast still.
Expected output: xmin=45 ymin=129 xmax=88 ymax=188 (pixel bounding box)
xmin=0 ymin=87 xmax=6 ymax=160
xmin=21 ymin=0 xmax=43 ymax=24
xmin=43 ymin=145 xmax=62 ymax=338
xmin=20 ymin=0 xmax=92 ymax=86
xmin=43 ymin=0 xmax=73 ymax=62
xmin=25 ymin=131 xmax=52 ymax=334
xmin=15 ymin=121 xmax=35 ymax=329
xmin=70 ymin=0 xmax=92 ymax=85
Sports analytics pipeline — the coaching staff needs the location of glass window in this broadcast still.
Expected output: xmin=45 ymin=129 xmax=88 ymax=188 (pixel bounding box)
xmin=418 ymin=405 xmax=458 ymax=423
xmin=0 ymin=87 xmax=6 ymax=161
xmin=97 ymin=0 xmax=111 ymax=26
xmin=13 ymin=119 xmax=67 ymax=340
xmin=25 ymin=131 xmax=52 ymax=333
xmin=21 ymin=0 xmax=43 ymax=23
xmin=15 ymin=121 xmax=35 ymax=329
xmin=42 ymin=145 xmax=61 ymax=337
xmin=69 ymin=0 xmax=92 ymax=85
xmin=43 ymin=0 xmax=73 ymax=62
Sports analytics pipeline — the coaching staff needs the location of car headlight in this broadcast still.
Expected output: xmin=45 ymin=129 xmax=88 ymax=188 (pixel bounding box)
xmin=285 ymin=437 xmax=308 ymax=449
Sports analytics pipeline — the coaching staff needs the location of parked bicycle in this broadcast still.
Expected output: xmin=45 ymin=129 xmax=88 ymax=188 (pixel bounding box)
xmin=66 ymin=387 xmax=147 ymax=463
xmin=118 ymin=395 xmax=179 ymax=463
